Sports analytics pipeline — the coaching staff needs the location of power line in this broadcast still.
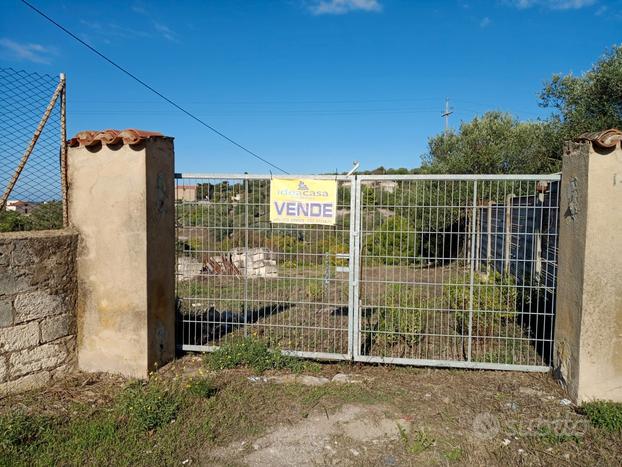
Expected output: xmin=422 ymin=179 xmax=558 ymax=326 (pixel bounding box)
xmin=20 ymin=0 xmax=289 ymax=174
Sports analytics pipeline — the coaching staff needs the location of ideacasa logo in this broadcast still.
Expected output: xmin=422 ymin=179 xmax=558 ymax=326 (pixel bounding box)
xmin=276 ymin=180 xmax=329 ymax=198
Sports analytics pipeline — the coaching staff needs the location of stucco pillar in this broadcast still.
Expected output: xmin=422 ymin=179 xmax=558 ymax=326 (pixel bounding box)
xmin=554 ymin=129 xmax=622 ymax=404
xmin=67 ymin=130 xmax=175 ymax=378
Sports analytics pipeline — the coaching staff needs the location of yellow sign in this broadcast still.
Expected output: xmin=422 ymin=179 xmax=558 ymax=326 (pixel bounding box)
xmin=270 ymin=178 xmax=337 ymax=225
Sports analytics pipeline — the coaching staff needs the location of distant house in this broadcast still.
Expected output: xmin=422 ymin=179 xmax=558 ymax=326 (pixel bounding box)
xmin=5 ymin=200 xmax=36 ymax=214
xmin=176 ymin=185 xmax=197 ymax=202
xmin=377 ymin=181 xmax=398 ymax=193
xmin=360 ymin=180 xmax=399 ymax=193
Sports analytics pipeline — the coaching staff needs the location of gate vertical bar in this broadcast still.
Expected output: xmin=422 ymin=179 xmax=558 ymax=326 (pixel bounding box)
xmin=347 ymin=175 xmax=356 ymax=357
xmin=243 ymin=176 xmax=249 ymax=337
xmin=466 ymin=180 xmax=478 ymax=362
xmin=350 ymin=176 xmax=362 ymax=359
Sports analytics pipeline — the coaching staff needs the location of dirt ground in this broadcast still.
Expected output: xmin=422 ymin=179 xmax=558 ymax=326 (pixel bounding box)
xmin=3 ymin=355 xmax=620 ymax=466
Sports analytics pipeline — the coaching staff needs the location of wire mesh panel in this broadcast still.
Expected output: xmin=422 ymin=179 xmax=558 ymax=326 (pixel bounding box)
xmin=353 ymin=175 xmax=560 ymax=371
xmin=0 ymin=68 xmax=65 ymax=231
xmin=175 ymin=174 xmax=354 ymax=359
xmin=175 ymin=172 xmax=561 ymax=371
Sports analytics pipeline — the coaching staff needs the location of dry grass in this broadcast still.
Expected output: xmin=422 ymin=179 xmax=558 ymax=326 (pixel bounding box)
xmin=3 ymin=356 xmax=620 ymax=466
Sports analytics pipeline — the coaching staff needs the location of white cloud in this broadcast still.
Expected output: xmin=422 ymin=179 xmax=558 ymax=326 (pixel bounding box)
xmin=308 ymin=0 xmax=382 ymax=15
xmin=510 ymin=0 xmax=597 ymax=10
xmin=152 ymin=21 xmax=178 ymax=42
xmin=129 ymin=3 xmax=179 ymax=42
xmin=480 ymin=16 xmax=492 ymax=27
xmin=0 ymin=38 xmax=55 ymax=64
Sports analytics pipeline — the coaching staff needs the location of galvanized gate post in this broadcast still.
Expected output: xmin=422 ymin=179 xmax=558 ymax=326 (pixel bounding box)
xmin=347 ymin=175 xmax=356 ymax=358
xmin=348 ymin=175 xmax=362 ymax=360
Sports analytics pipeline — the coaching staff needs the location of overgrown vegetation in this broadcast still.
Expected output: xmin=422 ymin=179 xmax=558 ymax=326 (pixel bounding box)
xmin=1 ymin=363 xmax=621 ymax=466
xmin=445 ymin=271 xmax=517 ymax=337
xmin=398 ymin=425 xmax=435 ymax=455
xmin=205 ymin=337 xmax=319 ymax=373
xmin=117 ymin=381 xmax=181 ymax=431
xmin=364 ymin=216 xmax=417 ymax=265
xmin=581 ymin=401 xmax=622 ymax=433
xmin=373 ymin=284 xmax=424 ymax=353
xmin=0 ymin=201 xmax=63 ymax=232
xmin=537 ymin=426 xmax=580 ymax=445
xmin=0 ymin=376 xmax=218 ymax=465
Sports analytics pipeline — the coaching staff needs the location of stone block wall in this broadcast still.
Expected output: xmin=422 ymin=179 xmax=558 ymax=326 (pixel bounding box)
xmin=0 ymin=229 xmax=78 ymax=394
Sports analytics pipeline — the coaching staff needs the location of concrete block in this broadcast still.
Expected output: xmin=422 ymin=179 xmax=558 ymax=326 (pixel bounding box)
xmin=9 ymin=342 xmax=67 ymax=378
xmin=14 ymin=290 xmax=63 ymax=323
xmin=40 ymin=313 xmax=71 ymax=343
xmin=0 ymin=298 xmax=13 ymax=327
xmin=0 ymin=371 xmax=50 ymax=395
xmin=0 ymin=321 xmax=39 ymax=352
xmin=177 ymin=256 xmax=203 ymax=281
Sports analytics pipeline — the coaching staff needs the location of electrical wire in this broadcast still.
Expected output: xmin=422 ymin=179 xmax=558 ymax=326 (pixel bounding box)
xmin=20 ymin=0 xmax=289 ymax=174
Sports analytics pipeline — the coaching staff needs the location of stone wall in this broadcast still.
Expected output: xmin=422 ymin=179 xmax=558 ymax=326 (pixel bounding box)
xmin=0 ymin=229 xmax=78 ymax=394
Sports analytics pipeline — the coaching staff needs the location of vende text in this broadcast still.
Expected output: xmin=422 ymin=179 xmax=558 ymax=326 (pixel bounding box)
xmin=273 ymin=201 xmax=334 ymax=218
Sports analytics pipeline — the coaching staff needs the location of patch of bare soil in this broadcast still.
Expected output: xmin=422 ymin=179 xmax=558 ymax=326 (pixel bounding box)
xmin=209 ymin=404 xmax=409 ymax=466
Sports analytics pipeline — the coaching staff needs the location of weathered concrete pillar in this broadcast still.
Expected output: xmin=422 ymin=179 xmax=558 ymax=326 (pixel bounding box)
xmin=554 ymin=129 xmax=622 ymax=403
xmin=67 ymin=129 xmax=175 ymax=378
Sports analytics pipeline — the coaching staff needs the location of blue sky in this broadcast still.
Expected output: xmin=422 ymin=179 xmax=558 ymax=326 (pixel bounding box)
xmin=1 ymin=0 xmax=620 ymax=174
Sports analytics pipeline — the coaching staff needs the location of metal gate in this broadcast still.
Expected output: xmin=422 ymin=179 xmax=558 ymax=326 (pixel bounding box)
xmin=175 ymin=173 xmax=560 ymax=371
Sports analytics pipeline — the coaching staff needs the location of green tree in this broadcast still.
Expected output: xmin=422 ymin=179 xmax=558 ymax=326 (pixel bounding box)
xmin=0 ymin=210 xmax=28 ymax=232
xmin=423 ymin=45 xmax=622 ymax=175
xmin=540 ymin=45 xmax=622 ymax=140
xmin=28 ymin=202 xmax=63 ymax=230
xmin=423 ymin=112 xmax=560 ymax=174
xmin=364 ymin=215 xmax=416 ymax=265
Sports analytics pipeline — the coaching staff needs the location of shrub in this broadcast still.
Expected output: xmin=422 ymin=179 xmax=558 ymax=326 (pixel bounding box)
xmin=373 ymin=284 xmax=424 ymax=353
xmin=364 ymin=216 xmax=417 ymax=265
xmin=186 ymin=378 xmax=218 ymax=399
xmin=581 ymin=401 xmax=622 ymax=432
xmin=205 ymin=337 xmax=315 ymax=373
xmin=307 ymin=280 xmax=326 ymax=302
xmin=445 ymin=271 xmax=517 ymax=337
xmin=305 ymin=238 xmax=349 ymax=267
xmin=117 ymin=382 xmax=180 ymax=431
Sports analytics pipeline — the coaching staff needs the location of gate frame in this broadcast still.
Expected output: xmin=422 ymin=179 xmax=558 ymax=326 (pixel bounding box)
xmin=175 ymin=172 xmax=561 ymax=372
xmin=176 ymin=172 xmax=357 ymax=362
xmin=350 ymin=173 xmax=561 ymax=372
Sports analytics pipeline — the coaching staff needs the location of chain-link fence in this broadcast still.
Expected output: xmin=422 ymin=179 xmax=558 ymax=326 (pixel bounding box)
xmin=0 ymin=67 xmax=66 ymax=232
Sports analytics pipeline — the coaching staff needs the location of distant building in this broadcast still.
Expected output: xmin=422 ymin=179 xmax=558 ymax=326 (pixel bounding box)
xmin=360 ymin=180 xmax=399 ymax=193
xmin=5 ymin=200 xmax=36 ymax=214
xmin=176 ymin=185 xmax=197 ymax=202
xmin=377 ymin=181 xmax=398 ymax=193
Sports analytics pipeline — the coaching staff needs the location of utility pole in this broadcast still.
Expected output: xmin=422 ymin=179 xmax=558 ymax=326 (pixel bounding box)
xmin=441 ymin=97 xmax=453 ymax=133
